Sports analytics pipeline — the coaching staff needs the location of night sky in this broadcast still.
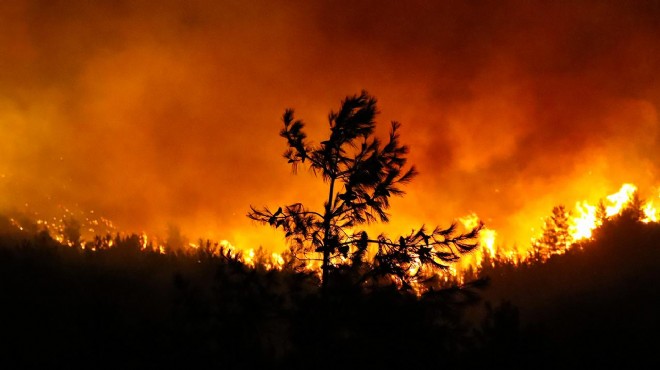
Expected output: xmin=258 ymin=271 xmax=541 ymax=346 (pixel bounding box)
xmin=1 ymin=0 xmax=659 ymax=252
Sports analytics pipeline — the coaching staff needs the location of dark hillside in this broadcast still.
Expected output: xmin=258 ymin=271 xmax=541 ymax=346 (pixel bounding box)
xmin=477 ymin=214 xmax=660 ymax=367
xmin=1 ymin=213 xmax=658 ymax=368
xmin=0 ymin=219 xmax=488 ymax=369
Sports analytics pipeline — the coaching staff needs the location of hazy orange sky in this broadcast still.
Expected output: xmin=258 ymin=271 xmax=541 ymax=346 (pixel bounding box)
xmin=1 ymin=0 xmax=659 ymax=251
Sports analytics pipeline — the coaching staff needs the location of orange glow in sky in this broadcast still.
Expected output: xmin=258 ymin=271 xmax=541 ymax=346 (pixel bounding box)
xmin=0 ymin=1 xmax=659 ymax=256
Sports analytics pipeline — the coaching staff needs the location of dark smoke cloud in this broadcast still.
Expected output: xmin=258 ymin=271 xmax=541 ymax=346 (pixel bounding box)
xmin=1 ymin=0 xmax=658 ymax=249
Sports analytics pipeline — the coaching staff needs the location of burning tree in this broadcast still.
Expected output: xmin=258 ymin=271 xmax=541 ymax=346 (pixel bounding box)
xmin=249 ymin=91 xmax=482 ymax=291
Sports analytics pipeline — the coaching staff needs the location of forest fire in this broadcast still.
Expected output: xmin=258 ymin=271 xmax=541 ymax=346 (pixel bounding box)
xmin=568 ymin=183 xmax=658 ymax=240
xmin=1 ymin=2 xmax=659 ymax=367
xmin=450 ymin=183 xmax=660 ymax=280
xmin=4 ymin=182 xmax=657 ymax=286
xmin=0 ymin=0 xmax=657 ymax=295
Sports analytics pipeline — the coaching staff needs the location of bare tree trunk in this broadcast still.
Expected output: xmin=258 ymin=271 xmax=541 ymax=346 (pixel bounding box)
xmin=321 ymin=176 xmax=336 ymax=292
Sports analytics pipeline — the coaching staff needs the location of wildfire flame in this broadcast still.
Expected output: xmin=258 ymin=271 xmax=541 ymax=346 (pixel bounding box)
xmin=456 ymin=183 xmax=659 ymax=279
xmin=570 ymin=202 xmax=599 ymax=240
xmin=3 ymin=183 xmax=659 ymax=283
xmin=568 ymin=183 xmax=658 ymax=242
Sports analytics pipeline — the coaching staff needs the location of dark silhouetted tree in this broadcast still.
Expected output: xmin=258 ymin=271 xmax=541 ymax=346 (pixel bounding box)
xmin=595 ymin=200 xmax=607 ymax=225
xmin=532 ymin=205 xmax=571 ymax=259
xmin=619 ymin=190 xmax=645 ymax=222
xmin=249 ymin=91 xmax=482 ymax=291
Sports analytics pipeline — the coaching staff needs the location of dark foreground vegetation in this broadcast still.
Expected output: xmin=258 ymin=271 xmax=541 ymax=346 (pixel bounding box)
xmin=1 ymin=212 xmax=658 ymax=369
xmin=476 ymin=211 xmax=660 ymax=367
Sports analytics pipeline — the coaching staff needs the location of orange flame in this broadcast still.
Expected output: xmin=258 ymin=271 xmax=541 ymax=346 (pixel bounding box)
xmin=4 ymin=182 xmax=658 ymax=288
xmin=570 ymin=201 xmax=599 ymax=241
xmin=566 ymin=183 xmax=658 ymax=241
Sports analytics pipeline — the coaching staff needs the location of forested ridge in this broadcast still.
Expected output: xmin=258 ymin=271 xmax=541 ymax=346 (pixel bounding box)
xmin=1 ymin=212 xmax=658 ymax=369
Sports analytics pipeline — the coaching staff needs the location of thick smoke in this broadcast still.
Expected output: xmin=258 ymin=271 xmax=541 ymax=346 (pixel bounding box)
xmin=1 ymin=0 xmax=658 ymax=250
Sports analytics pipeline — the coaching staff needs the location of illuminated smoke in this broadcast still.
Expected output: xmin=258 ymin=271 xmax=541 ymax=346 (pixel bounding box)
xmin=0 ymin=1 xmax=658 ymax=256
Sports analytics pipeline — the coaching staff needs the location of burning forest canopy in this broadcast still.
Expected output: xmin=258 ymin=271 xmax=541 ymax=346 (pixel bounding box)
xmin=1 ymin=0 xmax=659 ymax=267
